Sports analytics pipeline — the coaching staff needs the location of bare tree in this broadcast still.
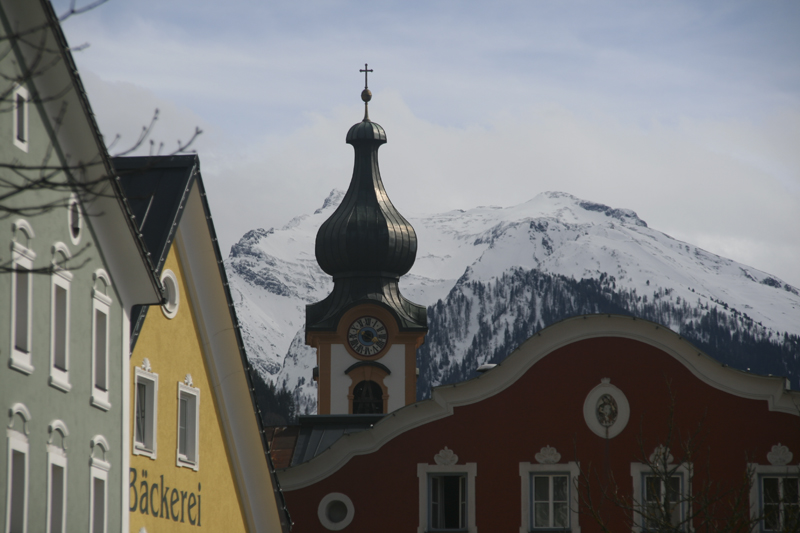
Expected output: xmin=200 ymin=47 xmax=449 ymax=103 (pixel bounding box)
xmin=0 ymin=0 xmax=200 ymax=274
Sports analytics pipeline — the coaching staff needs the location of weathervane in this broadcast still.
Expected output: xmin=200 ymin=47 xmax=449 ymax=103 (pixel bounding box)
xmin=360 ymin=63 xmax=373 ymax=121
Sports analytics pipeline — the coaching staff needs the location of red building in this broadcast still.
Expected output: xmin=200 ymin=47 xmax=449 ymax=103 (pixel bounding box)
xmin=277 ymin=314 xmax=799 ymax=532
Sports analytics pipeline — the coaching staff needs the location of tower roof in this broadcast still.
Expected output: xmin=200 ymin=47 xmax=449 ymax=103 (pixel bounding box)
xmin=308 ymin=71 xmax=426 ymax=333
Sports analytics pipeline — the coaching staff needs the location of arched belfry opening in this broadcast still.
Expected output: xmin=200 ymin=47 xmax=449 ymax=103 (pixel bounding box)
xmin=306 ymin=65 xmax=427 ymax=415
xmin=352 ymin=381 xmax=384 ymax=414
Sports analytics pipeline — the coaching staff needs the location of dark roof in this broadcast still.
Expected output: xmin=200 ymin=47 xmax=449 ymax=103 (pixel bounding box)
xmin=113 ymin=155 xmax=198 ymax=350
xmin=113 ymin=155 xmax=198 ymax=273
xmin=308 ymin=114 xmax=427 ymax=333
xmin=288 ymin=414 xmax=384 ymax=467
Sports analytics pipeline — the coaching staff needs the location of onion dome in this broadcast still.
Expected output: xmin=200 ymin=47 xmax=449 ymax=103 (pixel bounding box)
xmin=307 ymin=72 xmax=426 ymax=333
xmin=314 ymin=96 xmax=417 ymax=280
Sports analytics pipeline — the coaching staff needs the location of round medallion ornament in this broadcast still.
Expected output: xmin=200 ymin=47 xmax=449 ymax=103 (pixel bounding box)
xmin=596 ymin=393 xmax=618 ymax=427
xmin=583 ymin=378 xmax=630 ymax=439
xmin=347 ymin=317 xmax=388 ymax=357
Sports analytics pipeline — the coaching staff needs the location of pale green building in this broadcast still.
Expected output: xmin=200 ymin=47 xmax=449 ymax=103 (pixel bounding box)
xmin=0 ymin=1 xmax=162 ymax=532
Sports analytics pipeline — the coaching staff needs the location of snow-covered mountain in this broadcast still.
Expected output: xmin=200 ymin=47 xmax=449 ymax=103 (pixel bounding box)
xmin=225 ymin=191 xmax=800 ymax=414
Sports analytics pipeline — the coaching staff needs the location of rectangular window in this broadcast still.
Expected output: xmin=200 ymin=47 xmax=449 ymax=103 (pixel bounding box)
xmin=176 ymin=382 xmax=200 ymax=470
xmin=762 ymin=476 xmax=800 ymax=531
xmin=418 ymin=462 xmax=477 ymax=533
xmin=13 ymin=85 xmax=28 ymax=152
xmin=47 ymin=449 xmax=67 ymax=533
xmin=532 ymin=474 xmax=569 ymax=529
xmin=14 ymin=267 xmax=29 ymax=353
xmin=643 ymin=475 xmax=682 ymax=530
xmin=94 ymin=309 xmax=107 ymax=390
xmin=6 ymin=431 xmax=29 ymax=533
xmin=49 ymin=270 xmax=72 ymax=392
xmin=133 ymin=367 xmax=158 ymax=458
xmin=520 ymin=460 xmax=580 ymax=532
xmin=53 ymin=286 xmax=67 ymax=368
xmin=10 ymin=245 xmax=34 ymax=374
xmin=89 ymin=466 xmax=108 ymax=533
xmin=91 ymin=291 xmax=111 ymax=410
xmin=429 ymin=474 xmax=466 ymax=531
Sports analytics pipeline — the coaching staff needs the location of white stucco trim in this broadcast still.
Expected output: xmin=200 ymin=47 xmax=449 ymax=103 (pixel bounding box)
xmin=121 ymin=307 xmax=131 ymax=533
xmin=10 ymin=223 xmax=35 ymax=374
xmin=279 ymin=315 xmax=800 ymax=491
xmin=174 ymin=185 xmax=285 ymax=531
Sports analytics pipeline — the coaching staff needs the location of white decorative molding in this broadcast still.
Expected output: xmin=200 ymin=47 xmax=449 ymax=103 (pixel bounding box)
xmin=8 ymin=403 xmax=31 ymax=434
xmin=317 ymin=492 xmax=355 ymax=531
xmin=583 ymin=378 xmax=630 ymax=439
xmin=649 ymin=445 xmax=674 ymax=465
xmin=12 ymin=218 xmax=35 ymax=241
xmin=434 ymin=446 xmax=458 ymax=466
xmin=766 ymin=443 xmax=793 ymax=466
xmin=161 ymin=269 xmax=180 ymax=319
xmin=47 ymin=420 xmax=69 ymax=448
xmin=92 ymin=269 xmax=112 ymax=305
xmin=142 ymin=358 xmax=152 ymax=372
xmin=91 ymin=435 xmax=111 ymax=471
xmin=184 ymin=373 xmax=193 ymax=388
xmin=535 ymin=445 xmax=562 ymax=464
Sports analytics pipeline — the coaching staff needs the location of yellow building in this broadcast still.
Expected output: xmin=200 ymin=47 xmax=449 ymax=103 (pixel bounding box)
xmin=115 ymin=155 xmax=290 ymax=532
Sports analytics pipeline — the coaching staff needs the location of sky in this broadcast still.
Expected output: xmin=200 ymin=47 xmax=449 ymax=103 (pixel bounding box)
xmin=53 ymin=0 xmax=800 ymax=288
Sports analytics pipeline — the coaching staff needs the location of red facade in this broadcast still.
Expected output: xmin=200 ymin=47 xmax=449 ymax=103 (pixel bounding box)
xmin=279 ymin=316 xmax=800 ymax=532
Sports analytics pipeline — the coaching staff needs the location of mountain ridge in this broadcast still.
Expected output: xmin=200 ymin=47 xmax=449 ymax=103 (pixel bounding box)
xmin=225 ymin=190 xmax=799 ymax=414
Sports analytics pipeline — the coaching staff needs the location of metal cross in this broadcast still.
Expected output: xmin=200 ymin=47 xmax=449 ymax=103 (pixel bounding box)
xmin=360 ymin=63 xmax=373 ymax=89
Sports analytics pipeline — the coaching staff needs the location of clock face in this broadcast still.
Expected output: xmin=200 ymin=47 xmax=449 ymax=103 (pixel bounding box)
xmin=348 ymin=317 xmax=388 ymax=357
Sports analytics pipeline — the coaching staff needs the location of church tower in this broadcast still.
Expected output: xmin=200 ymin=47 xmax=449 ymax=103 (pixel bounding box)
xmin=307 ymin=66 xmax=427 ymax=415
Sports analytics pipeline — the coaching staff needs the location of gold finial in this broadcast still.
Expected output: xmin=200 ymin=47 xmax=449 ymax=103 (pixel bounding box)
xmin=360 ymin=63 xmax=373 ymax=121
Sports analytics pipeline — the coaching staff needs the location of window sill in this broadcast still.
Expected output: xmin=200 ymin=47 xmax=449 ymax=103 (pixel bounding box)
xmin=91 ymin=393 xmax=111 ymax=411
xmin=176 ymin=455 xmax=199 ymax=471
xmin=9 ymin=354 xmax=34 ymax=374
xmin=49 ymin=374 xmax=72 ymax=392
xmin=133 ymin=444 xmax=156 ymax=460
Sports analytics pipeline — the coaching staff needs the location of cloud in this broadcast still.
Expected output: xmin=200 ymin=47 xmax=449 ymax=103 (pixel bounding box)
xmin=61 ymin=0 xmax=800 ymax=289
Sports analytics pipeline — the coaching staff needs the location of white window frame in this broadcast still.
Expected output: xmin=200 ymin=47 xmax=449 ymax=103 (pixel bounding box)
xmin=13 ymin=85 xmax=28 ymax=153
xmin=133 ymin=364 xmax=158 ymax=459
xmin=749 ymin=463 xmax=800 ymax=532
xmin=89 ymin=436 xmax=110 ymax=533
xmin=10 ymin=219 xmax=35 ymax=374
xmin=630 ymin=461 xmax=691 ymax=533
xmin=519 ymin=462 xmax=581 ymax=533
xmin=49 ymin=244 xmax=72 ymax=392
xmin=417 ymin=462 xmax=477 ymax=533
xmin=6 ymin=403 xmax=31 ymax=533
xmin=176 ymin=381 xmax=200 ymax=471
xmin=91 ymin=270 xmax=112 ymax=411
xmin=46 ymin=421 xmax=68 ymax=533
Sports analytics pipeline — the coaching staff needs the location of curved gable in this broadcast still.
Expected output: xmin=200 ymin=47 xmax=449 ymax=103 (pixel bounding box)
xmin=280 ymin=314 xmax=798 ymax=490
